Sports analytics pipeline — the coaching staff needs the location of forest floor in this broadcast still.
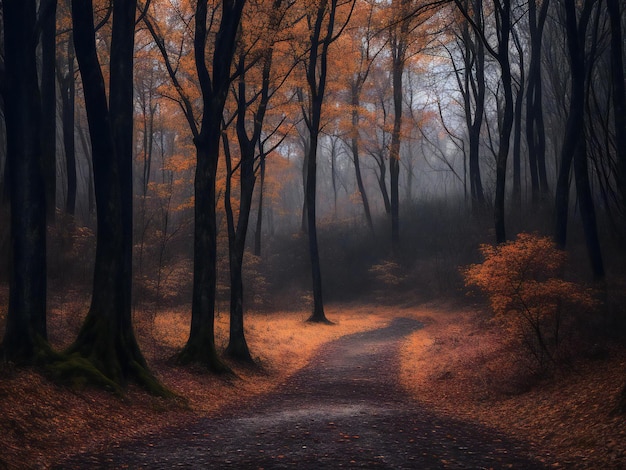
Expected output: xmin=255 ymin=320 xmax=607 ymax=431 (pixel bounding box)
xmin=1 ymin=298 xmax=625 ymax=468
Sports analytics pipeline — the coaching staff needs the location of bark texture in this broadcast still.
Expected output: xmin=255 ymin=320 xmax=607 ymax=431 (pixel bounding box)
xmin=1 ymin=0 xmax=48 ymax=363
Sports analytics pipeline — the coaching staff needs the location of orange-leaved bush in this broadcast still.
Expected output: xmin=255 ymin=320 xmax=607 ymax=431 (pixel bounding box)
xmin=463 ymin=233 xmax=597 ymax=370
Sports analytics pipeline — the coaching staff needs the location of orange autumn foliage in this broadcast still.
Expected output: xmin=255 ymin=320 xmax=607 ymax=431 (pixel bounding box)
xmin=463 ymin=233 xmax=597 ymax=368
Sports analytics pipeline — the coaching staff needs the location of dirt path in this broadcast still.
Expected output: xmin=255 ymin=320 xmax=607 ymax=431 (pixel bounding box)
xmin=57 ymin=317 xmax=551 ymax=469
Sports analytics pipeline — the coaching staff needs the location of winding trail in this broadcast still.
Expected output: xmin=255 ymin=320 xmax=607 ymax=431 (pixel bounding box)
xmin=59 ymin=317 xmax=549 ymax=469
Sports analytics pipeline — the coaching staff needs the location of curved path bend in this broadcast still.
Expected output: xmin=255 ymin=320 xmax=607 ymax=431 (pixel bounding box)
xmin=59 ymin=317 xmax=549 ymax=469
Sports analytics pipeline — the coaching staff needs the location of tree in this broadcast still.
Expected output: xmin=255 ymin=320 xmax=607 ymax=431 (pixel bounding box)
xmin=41 ymin=0 xmax=58 ymax=223
xmin=1 ymin=0 xmax=49 ymax=363
xmin=57 ymin=31 xmax=78 ymax=216
xmin=553 ymin=0 xmax=604 ymax=281
xmin=64 ymin=0 xmax=167 ymax=394
xmin=447 ymin=0 xmax=487 ymax=213
xmin=336 ymin=0 xmax=381 ymax=234
xmin=177 ymin=0 xmax=245 ymax=370
xmin=387 ymin=0 xmax=410 ymax=253
xmin=606 ymin=0 xmax=626 ymax=213
xmin=525 ymin=0 xmax=550 ymax=206
xmin=144 ymin=0 xmax=244 ymax=371
xmin=299 ymin=0 xmax=355 ymax=323
xmin=224 ymin=0 xmax=291 ymax=361
xmin=454 ymin=0 xmax=515 ymax=243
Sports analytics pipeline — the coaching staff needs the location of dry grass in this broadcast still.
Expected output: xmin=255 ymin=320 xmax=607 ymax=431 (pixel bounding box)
xmin=399 ymin=303 xmax=626 ymax=469
xmin=0 ymin=301 xmax=390 ymax=469
xmin=145 ymin=304 xmax=390 ymax=414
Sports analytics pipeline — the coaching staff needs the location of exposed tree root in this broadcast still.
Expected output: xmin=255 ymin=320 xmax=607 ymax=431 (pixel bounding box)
xmin=51 ymin=310 xmax=173 ymax=398
xmin=177 ymin=340 xmax=232 ymax=375
xmin=224 ymin=339 xmax=255 ymax=365
xmin=306 ymin=314 xmax=334 ymax=325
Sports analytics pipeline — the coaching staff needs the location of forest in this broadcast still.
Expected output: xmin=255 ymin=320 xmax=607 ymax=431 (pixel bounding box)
xmin=1 ymin=0 xmax=626 ymax=467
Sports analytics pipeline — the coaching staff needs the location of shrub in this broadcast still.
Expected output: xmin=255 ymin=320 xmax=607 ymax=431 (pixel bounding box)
xmin=463 ymin=233 xmax=597 ymax=371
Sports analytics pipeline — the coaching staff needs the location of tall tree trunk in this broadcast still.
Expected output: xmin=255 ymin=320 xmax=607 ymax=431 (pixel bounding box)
xmin=254 ymin=152 xmax=265 ymax=256
xmin=224 ymin=140 xmax=255 ymax=362
xmin=466 ymin=0 xmax=486 ymax=213
xmin=350 ymin=88 xmax=374 ymax=234
xmin=60 ymin=35 xmax=77 ymax=216
xmin=41 ymin=0 xmax=58 ymax=224
xmin=554 ymin=0 xmax=592 ymax=245
xmin=1 ymin=0 xmax=48 ymax=362
xmin=222 ymin=131 xmax=253 ymax=363
xmin=607 ymin=0 xmax=626 ymax=211
xmin=526 ymin=0 xmax=550 ymax=206
xmin=178 ymin=0 xmax=244 ymax=370
xmin=573 ymin=136 xmax=604 ymax=280
xmin=512 ymin=83 xmax=523 ymax=212
xmin=375 ymin=154 xmax=391 ymax=214
xmin=454 ymin=0 xmax=514 ymax=243
xmin=390 ymin=53 xmax=402 ymax=254
xmin=66 ymin=0 xmax=166 ymax=395
xmin=494 ymin=82 xmax=513 ymax=239
xmin=226 ymin=32 xmax=279 ymax=360
xmin=305 ymin=128 xmax=326 ymax=322
xmin=303 ymin=0 xmax=343 ymax=324
xmin=494 ymin=2 xmax=515 ymax=244
xmin=512 ymin=27 xmax=525 ymax=214
xmin=389 ymin=0 xmax=408 ymax=255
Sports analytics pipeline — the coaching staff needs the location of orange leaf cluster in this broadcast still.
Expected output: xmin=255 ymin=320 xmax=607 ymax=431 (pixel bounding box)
xmin=463 ymin=233 xmax=597 ymax=365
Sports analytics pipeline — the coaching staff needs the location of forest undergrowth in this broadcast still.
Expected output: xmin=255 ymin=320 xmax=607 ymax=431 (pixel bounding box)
xmin=399 ymin=301 xmax=626 ymax=469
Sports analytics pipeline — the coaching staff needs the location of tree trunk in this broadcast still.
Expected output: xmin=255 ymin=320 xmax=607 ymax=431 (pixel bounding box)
xmin=179 ymin=136 xmax=227 ymax=371
xmin=390 ymin=61 xmax=402 ymax=254
xmin=351 ymin=136 xmax=374 ymax=234
xmin=511 ymin=13 xmax=525 ymax=214
xmin=41 ymin=0 xmax=58 ymax=224
xmin=493 ymin=2 xmax=514 ymax=244
xmin=467 ymin=2 xmax=486 ymax=213
xmin=573 ymin=136 xmax=604 ymax=280
xmin=376 ymin=154 xmax=391 ymax=214
xmin=389 ymin=3 xmax=407 ymax=255
xmin=60 ymin=35 xmax=77 ymax=216
xmin=349 ymin=83 xmax=374 ymax=234
xmin=554 ymin=0 xmax=593 ymax=249
xmin=607 ymin=0 xmax=626 ymax=210
xmin=305 ymin=129 xmax=327 ymax=322
xmin=224 ymin=139 xmax=255 ymax=362
xmin=525 ymin=0 xmax=550 ymax=206
xmin=178 ymin=0 xmax=244 ymax=370
xmin=254 ymin=153 xmax=265 ymax=257
xmin=303 ymin=0 xmax=341 ymax=324
xmin=66 ymin=0 xmax=167 ymax=395
xmin=226 ymin=36 xmax=279 ymax=361
xmin=1 ymin=0 xmax=48 ymax=363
